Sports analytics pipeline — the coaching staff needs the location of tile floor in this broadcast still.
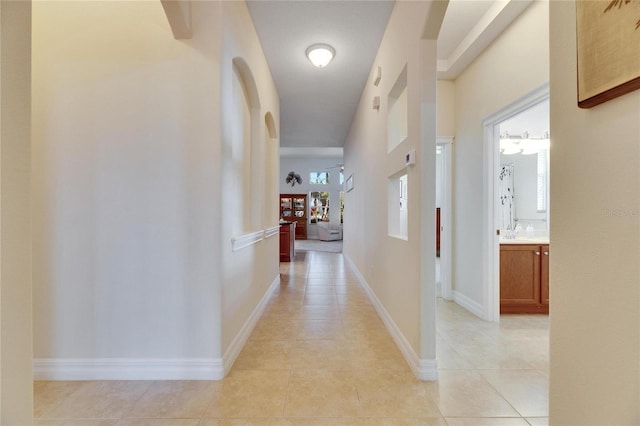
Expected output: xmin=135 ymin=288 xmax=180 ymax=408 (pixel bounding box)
xmin=34 ymin=250 xmax=549 ymax=425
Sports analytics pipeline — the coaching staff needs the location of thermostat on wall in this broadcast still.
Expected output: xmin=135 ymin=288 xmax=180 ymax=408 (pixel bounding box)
xmin=405 ymin=149 xmax=416 ymax=167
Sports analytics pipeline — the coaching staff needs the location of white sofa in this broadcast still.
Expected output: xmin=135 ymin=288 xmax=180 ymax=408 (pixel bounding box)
xmin=317 ymin=222 xmax=343 ymax=241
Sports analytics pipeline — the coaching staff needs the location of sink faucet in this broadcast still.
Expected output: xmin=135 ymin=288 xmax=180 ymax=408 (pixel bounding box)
xmin=503 ymin=224 xmax=521 ymax=240
xmin=504 ymin=227 xmax=515 ymax=240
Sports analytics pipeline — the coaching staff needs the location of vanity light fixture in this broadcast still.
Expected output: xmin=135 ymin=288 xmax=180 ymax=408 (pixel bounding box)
xmin=500 ymin=132 xmax=522 ymax=155
xmin=500 ymin=131 xmax=550 ymax=155
xmin=306 ymin=43 xmax=335 ymax=68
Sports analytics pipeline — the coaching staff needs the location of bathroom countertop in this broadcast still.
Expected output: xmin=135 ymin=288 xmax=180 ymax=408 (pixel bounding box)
xmin=500 ymin=237 xmax=550 ymax=245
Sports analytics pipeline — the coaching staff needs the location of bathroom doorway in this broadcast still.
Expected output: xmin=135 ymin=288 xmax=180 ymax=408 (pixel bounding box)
xmin=482 ymin=84 xmax=550 ymax=322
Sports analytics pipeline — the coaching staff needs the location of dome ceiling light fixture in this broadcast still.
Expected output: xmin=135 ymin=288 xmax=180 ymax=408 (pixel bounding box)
xmin=306 ymin=43 xmax=335 ymax=68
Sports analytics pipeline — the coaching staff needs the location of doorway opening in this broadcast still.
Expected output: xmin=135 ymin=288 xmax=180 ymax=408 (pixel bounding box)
xmin=482 ymin=83 xmax=550 ymax=322
xmin=436 ymin=137 xmax=453 ymax=301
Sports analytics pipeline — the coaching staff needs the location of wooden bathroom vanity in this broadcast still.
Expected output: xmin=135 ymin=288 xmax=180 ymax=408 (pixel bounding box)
xmin=500 ymin=242 xmax=549 ymax=314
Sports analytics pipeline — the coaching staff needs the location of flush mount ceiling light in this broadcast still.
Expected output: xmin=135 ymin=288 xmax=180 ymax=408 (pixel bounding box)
xmin=306 ymin=43 xmax=335 ymax=68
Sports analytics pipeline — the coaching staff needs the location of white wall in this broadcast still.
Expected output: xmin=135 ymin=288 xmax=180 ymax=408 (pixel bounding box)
xmin=549 ymin=1 xmax=639 ymax=423
xmin=451 ymin=0 xmax=548 ymax=304
xmin=33 ymin=0 xmax=222 ymax=363
xmin=1 ymin=1 xmax=33 ymax=422
xmin=219 ymin=0 xmax=280 ymax=356
xmin=32 ymin=0 xmax=279 ymax=378
xmin=437 ymin=80 xmax=455 ymax=137
xmin=343 ymin=0 xmax=442 ymax=373
xmin=436 ymin=80 xmax=455 ymax=212
xmin=279 ymin=156 xmax=344 ymax=238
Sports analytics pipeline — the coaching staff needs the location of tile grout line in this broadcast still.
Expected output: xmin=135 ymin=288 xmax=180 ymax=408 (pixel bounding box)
xmin=477 ymin=371 xmax=528 ymax=420
xmin=119 ymin=381 xmax=156 ymax=420
xmin=281 ymin=369 xmax=293 ymax=419
xmin=280 ymin=270 xmax=307 ymax=419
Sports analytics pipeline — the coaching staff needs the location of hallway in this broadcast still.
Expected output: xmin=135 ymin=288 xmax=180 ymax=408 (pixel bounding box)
xmin=34 ymin=251 xmax=548 ymax=425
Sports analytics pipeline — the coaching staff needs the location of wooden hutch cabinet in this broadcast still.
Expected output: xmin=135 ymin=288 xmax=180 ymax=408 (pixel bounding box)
xmin=280 ymin=194 xmax=307 ymax=240
xmin=500 ymin=244 xmax=549 ymax=314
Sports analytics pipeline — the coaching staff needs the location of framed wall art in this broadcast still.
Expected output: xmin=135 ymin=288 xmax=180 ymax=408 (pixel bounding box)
xmin=576 ymin=0 xmax=640 ymax=108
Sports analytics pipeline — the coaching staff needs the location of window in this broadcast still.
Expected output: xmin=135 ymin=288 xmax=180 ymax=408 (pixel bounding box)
xmin=310 ymin=191 xmax=330 ymax=223
xmin=310 ymin=172 xmax=330 ymax=184
xmin=388 ymin=65 xmax=408 ymax=153
xmin=340 ymin=170 xmax=344 ymax=185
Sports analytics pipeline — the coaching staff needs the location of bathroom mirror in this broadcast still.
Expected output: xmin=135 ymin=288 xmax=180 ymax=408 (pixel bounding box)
xmin=498 ymin=99 xmax=550 ymax=238
xmin=499 ymin=143 xmax=549 ymax=237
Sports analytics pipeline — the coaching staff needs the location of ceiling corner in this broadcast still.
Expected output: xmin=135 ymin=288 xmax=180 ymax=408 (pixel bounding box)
xmin=437 ymin=0 xmax=534 ymax=80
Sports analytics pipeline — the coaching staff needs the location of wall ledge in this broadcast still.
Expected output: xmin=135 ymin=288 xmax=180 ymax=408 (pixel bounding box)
xmin=33 ymin=358 xmax=224 ymax=380
xmin=344 ymin=255 xmax=438 ymax=381
xmin=231 ymin=230 xmax=265 ymax=251
xmin=264 ymin=225 xmax=280 ymax=239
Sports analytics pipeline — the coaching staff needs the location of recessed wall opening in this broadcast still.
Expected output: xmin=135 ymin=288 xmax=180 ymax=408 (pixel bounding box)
xmin=231 ymin=57 xmax=262 ymax=234
xmin=231 ymin=63 xmax=252 ymax=234
xmin=264 ymin=123 xmax=278 ymax=226
xmin=264 ymin=113 xmax=278 ymax=227
xmin=387 ymin=65 xmax=408 ymax=153
xmin=388 ymin=172 xmax=408 ymax=240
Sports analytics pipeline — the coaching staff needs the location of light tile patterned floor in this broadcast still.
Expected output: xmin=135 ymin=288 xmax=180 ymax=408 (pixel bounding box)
xmin=34 ymin=250 xmax=549 ymax=425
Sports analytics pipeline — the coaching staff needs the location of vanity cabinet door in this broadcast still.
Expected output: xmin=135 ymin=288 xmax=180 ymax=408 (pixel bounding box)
xmin=540 ymin=245 xmax=549 ymax=306
xmin=500 ymin=244 xmax=541 ymax=313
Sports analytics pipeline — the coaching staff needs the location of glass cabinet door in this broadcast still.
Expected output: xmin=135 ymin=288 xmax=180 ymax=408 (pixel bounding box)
xmin=281 ymin=197 xmax=292 ymax=218
xmin=294 ymin=198 xmax=306 ymax=218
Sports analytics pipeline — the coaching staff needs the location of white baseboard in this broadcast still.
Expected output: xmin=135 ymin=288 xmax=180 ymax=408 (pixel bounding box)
xmin=33 ymin=358 xmax=224 ymax=380
xmin=222 ymin=274 xmax=280 ymax=375
xmin=34 ymin=275 xmax=281 ymax=381
xmin=452 ymin=290 xmax=484 ymax=318
xmin=415 ymin=358 xmax=439 ymax=381
xmin=344 ymin=255 xmax=438 ymax=381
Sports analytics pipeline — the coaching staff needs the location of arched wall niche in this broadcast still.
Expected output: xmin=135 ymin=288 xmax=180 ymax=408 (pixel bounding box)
xmin=232 ymin=57 xmax=262 ymax=231
xmin=265 ymin=111 xmax=277 ymax=139
xmin=232 ymin=57 xmax=261 ymax=109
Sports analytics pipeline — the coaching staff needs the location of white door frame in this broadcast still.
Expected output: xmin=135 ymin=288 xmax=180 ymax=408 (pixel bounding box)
xmin=436 ymin=136 xmax=453 ymax=301
xmin=481 ymin=83 xmax=549 ymax=322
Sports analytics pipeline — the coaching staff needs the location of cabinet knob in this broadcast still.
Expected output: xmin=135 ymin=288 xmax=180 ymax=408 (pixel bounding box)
xmin=535 ymin=252 xmax=540 ymax=255
xmin=544 ymin=251 xmax=549 ymax=256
